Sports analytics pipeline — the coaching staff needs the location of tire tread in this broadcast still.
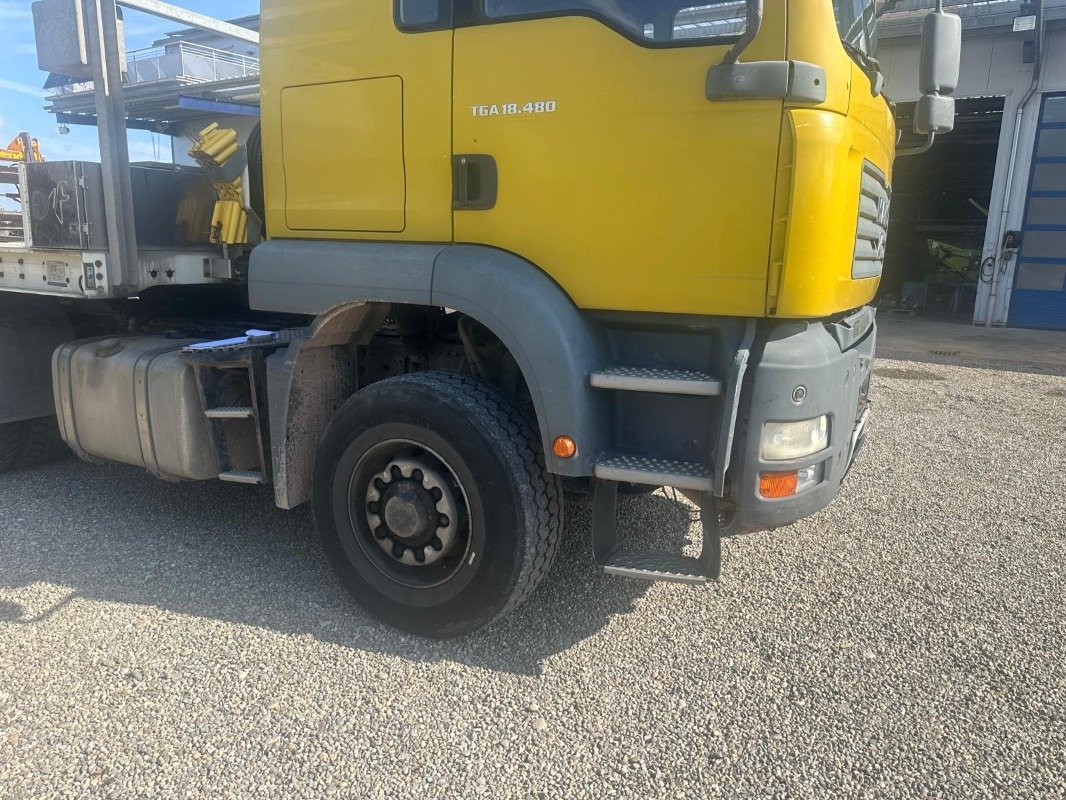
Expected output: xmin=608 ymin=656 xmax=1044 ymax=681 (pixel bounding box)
xmin=0 ymin=417 xmax=67 ymax=474
xmin=0 ymin=421 xmax=22 ymax=473
xmin=390 ymin=372 xmax=563 ymax=625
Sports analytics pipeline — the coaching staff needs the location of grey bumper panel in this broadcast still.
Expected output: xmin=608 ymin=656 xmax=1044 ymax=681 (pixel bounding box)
xmin=730 ymin=307 xmax=877 ymax=530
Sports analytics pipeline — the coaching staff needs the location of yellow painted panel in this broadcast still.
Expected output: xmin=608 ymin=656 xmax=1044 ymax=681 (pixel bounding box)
xmin=453 ymin=13 xmax=787 ymax=316
xmin=282 ymin=77 xmax=405 ymax=232
xmin=260 ymin=0 xmax=452 ymax=241
xmin=784 ymin=0 xmax=854 ymax=116
xmin=767 ymin=0 xmax=898 ymax=318
xmin=771 ymin=107 xmax=893 ymax=318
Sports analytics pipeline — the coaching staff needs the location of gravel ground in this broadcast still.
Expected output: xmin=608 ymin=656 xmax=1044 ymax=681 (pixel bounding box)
xmin=1 ymin=355 xmax=1063 ymax=799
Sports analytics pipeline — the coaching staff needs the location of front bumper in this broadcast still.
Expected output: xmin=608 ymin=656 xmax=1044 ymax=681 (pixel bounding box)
xmin=729 ymin=306 xmax=876 ymax=530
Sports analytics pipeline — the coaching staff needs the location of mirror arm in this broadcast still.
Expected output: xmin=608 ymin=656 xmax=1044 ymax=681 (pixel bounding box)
xmin=896 ymin=132 xmax=936 ymax=157
xmin=722 ymin=0 xmax=763 ymax=64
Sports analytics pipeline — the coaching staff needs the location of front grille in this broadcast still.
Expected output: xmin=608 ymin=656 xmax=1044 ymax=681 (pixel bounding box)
xmin=852 ymin=161 xmax=891 ymax=279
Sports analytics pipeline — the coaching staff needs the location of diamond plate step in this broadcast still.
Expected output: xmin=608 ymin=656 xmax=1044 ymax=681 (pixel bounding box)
xmin=594 ymin=454 xmax=713 ymax=492
xmin=589 ymin=366 xmax=722 ymax=396
xmin=218 ymin=469 xmax=265 ymax=485
xmin=602 ymin=549 xmax=708 ymax=584
xmin=205 ymin=406 xmax=254 ymax=420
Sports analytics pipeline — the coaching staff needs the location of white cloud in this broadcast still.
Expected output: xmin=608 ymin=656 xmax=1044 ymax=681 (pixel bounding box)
xmin=0 ymin=78 xmax=45 ymax=98
xmin=0 ymin=0 xmax=31 ymax=19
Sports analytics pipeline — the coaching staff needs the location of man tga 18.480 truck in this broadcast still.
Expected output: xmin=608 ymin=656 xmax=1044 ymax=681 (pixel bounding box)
xmin=2 ymin=0 xmax=960 ymax=637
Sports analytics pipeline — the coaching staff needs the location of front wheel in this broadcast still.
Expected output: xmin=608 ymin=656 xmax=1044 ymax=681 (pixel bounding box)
xmin=312 ymin=372 xmax=562 ymax=638
xmin=0 ymin=417 xmax=67 ymax=474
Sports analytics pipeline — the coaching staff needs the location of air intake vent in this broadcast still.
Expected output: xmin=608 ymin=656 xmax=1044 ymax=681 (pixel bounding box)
xmin=853 ymin=161 xmax=891 ymax=279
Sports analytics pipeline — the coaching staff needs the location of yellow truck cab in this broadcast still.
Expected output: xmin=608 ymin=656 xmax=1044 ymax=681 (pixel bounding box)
xmin=4 ymin=0 xmax=960 ymax=637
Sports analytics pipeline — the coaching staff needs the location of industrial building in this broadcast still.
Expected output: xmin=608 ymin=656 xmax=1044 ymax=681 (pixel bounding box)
xmin=880 ymin=0 xmax=1066 ymax=330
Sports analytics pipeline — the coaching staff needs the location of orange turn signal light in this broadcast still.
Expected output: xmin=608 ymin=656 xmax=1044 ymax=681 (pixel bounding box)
xmin=552 ymin=435 xmax=577 ymax=459
xmin=759 ymin=471 xmax=798 ymax=499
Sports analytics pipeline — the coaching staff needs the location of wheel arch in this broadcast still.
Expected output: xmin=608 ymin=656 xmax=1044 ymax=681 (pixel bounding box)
xmin=251 ymin=241 xmax=610 ymax=509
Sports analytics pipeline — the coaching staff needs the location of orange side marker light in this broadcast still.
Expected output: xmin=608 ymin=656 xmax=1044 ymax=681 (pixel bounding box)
xmin=759 ymin=471 xmax=798 ymax=499
xmin=552 ymin=435 xmax=577 ymax=459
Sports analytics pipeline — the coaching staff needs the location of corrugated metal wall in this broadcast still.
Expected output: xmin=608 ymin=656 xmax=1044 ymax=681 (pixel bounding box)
xmin=1009 ymin=93 xmax=1066 ymax=329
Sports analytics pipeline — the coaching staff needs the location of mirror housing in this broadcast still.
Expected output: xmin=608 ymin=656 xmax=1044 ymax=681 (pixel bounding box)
xmin=915 ymin=93 xmax=956 ymax=135
xmin=919 ymin=10 xmax=962 ymax=96
xmin=900 ymin=7 xmax=962 ymax=155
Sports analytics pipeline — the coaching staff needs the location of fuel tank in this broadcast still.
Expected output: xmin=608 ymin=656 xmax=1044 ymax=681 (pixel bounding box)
xmin=52 ymin=336 xmax=218 ymax=481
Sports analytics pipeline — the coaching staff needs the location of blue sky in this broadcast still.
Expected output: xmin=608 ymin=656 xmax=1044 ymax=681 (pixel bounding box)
xmin=0 ymin=0 xmax=257 ymax=207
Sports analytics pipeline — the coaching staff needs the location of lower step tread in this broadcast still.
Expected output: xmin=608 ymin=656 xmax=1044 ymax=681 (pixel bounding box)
xmin=219 ymin=469 xmax=264 ymax=485
xmin=602 ymin=549 xmax=708 ymax=585
xmin=594 ymin=454 xmax=713 ymax=492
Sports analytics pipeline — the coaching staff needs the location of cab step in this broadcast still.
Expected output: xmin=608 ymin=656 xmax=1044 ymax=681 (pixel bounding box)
xmin=589 ymin=365 xmax=722 ymax=396
xmin=219 ymin=469 xmax=265 ymax=485
xmin=204 ymin=406 xmax=255 ymax=420
xmin=592 ymin=479 xmax=722 ymax=584
xmin=184 ymin=333 xmax=284 ymax=489
xmin=601 ymin=549 xmax=708 ymax=585
xmin=594 ymin=454 xmax=713 ymax=493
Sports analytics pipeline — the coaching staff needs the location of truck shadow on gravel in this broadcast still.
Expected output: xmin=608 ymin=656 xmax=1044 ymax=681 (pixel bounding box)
xmin=0 ymin=459 xmax=699 ymax=675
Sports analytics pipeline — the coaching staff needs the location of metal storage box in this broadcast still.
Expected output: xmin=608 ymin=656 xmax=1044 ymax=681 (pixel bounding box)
xmin=52 ymin=336 xmax=218 ymax=480
xmin=21 ymin=161 xmax=217 ymax=250
xmin=21 ymin=160 xmax=107 ymax=250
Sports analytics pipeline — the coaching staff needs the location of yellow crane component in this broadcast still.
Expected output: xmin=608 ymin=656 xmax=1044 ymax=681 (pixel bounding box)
xmin=189 ymin=124 xmax=250 ymax=245
xmin=0 ymin=133 xmax=44 ymax=163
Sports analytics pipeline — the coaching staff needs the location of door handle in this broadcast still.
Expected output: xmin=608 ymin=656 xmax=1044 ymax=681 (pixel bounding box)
xmin=452 ymin=154 xmax=498 ymax=210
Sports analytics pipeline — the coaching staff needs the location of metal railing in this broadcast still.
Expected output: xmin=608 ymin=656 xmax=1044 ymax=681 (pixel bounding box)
xmin=125 ymin=41 xmax=259 ymax=84
xmin=49 ymin=41 xmax=259 ymax=95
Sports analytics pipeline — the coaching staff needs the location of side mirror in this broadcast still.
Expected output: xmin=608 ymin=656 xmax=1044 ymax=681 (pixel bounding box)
xmin=919 ymin=9 xmax=962 ymax=100
xmin=900 ymin=8 xmax=961 ymax=155
xmin=914 ymin=93 xmax=955 ymax=135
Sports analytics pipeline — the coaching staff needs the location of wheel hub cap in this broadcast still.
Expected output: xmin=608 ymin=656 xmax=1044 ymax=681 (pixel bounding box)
xmin=365 ymin=457 xmax=458 ymax=566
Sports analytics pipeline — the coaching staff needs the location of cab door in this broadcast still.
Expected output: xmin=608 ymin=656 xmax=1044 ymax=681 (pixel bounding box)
xmin=452 ymin=1 xmax=786 ymax=316
xmin=260 ymin=0 xmax=453 ymax=240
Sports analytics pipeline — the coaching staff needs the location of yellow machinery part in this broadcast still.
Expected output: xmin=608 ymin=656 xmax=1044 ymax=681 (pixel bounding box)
xmin=209 ymin=200 xmax=249 ymax=245
xmin=190 ymin=125 xmax=252 ymax=245
xmin=188 ymin=125 xmax=240 ymax=168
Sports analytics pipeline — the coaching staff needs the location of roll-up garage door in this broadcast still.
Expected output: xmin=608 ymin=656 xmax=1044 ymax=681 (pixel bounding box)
xmin=1010 ymin=94 xmax=1066 ymax=330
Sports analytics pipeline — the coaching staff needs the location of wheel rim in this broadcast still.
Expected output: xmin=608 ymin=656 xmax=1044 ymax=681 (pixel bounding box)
xmin=346 ymin=439 xmax=471 ymax=588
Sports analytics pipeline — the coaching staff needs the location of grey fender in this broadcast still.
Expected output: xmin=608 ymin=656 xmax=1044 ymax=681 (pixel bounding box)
xmin=431 ymin=245 xmax=610 ymax=475
xmin=250 ymin=240 xmax=610 ymax=500
xmin=249 ymin=240 xmax=445 ymax=311
xmin=0 ymin=295 xmax=74 ymax=425
xmin=265 ymin=303 xmax=390 ymax=510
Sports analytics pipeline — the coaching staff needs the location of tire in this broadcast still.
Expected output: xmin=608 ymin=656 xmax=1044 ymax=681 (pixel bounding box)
xmin=0 ymin=417 xmax=68 ymax=474
xmin=246 ymin=122 xmax=265 ymax=233
xmin=313 ymin=372 xmax=563 ymax=638
xmin=0 ymin=422 xmax=21 ymax=473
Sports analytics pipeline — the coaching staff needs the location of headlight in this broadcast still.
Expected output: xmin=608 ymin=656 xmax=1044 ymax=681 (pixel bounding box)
xmin=761 ymin=416 xmax=829 ymax=461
